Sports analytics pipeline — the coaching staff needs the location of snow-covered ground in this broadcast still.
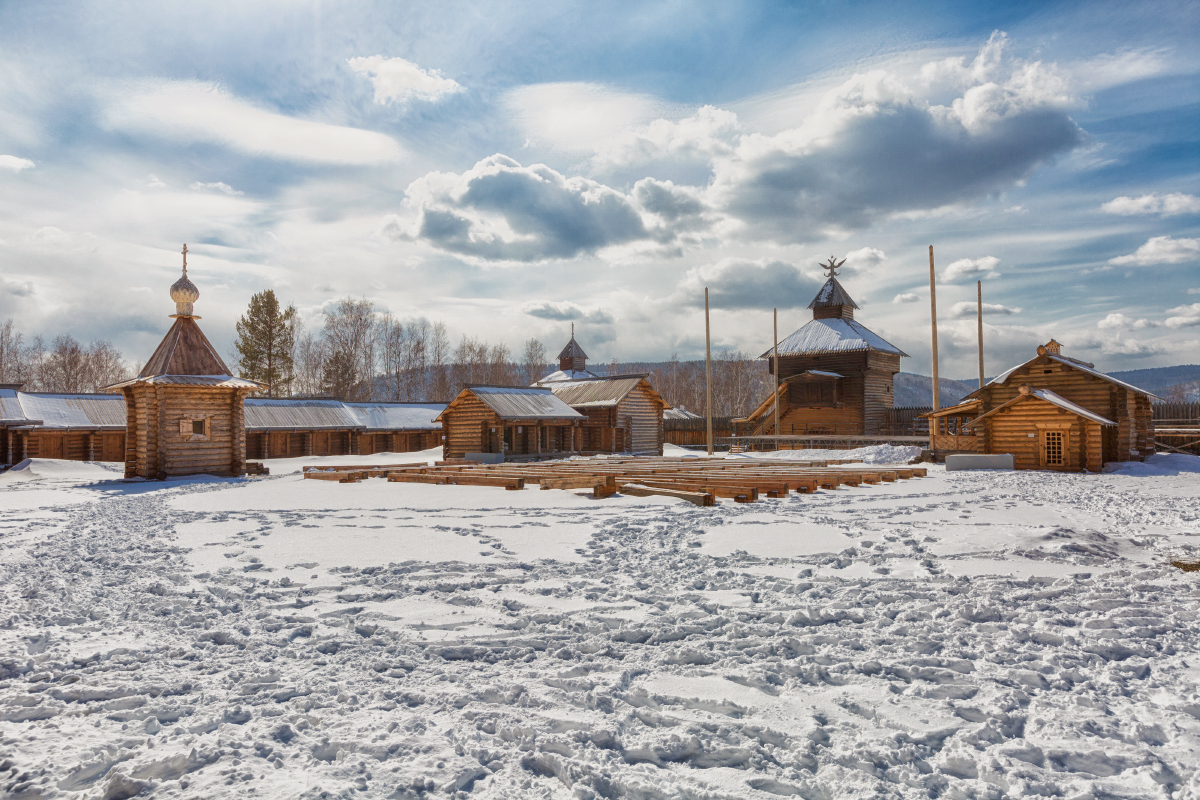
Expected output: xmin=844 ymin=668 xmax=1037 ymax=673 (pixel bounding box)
xmin=2 ymin=448 xmax=1200 ymax=799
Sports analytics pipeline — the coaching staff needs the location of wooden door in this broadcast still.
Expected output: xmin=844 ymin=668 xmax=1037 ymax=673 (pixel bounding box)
xmin=102 ymin=434 xmax=125 ymax=462
xmin=1040 ymin=428 xmax=1067 ymax=469
xmin=42 ymin=435 xmax=65 ymax=459
xmin=314 ymin=432 xmax=330 ymax=455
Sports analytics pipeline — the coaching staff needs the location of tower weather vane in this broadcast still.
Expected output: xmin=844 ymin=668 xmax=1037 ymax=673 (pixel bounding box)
xmin=819 ymin=255 xmax=845 ymax=279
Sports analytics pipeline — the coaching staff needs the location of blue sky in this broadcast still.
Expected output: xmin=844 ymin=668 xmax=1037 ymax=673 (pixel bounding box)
xmin=0 ymin=0 xmax=1198 ymax=378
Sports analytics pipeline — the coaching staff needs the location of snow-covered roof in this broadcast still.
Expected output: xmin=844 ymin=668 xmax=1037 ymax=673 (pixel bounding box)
xmin=0 ymin=387 xmax=27 ymax=423
xmin=967 ymin=387 xmax=1116 ymax=428
xmin=16 ymin=393 xmax=127 ymax=430
xmin=664 ymin=407 xmax=701 ymax=420
xmin=984 ymin=354 xmax=1157 ymax=399
xmin=448 ymin=386 xmax=584 ymax=422
xmin=807 ymin=277 xmax=859 ymax=310
xmin=791 ymin=370 xmax=844 ymax=379
xmin=244 ymin=398 xmax=361 ymax=431
xmin=106 ymin=374 xmax=264 ymax=389
xmin=542 ymin=375 xmax=663 ymax=409
xmin=761 ymin=318 xmax=908 ymax=359
xmin=537 ymin=368 xmax=598 ymax=383
xmin=345 ymin=402 xmax=445 ymax=431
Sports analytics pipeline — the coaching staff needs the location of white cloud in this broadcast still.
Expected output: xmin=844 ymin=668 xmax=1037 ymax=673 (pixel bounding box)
xmin=1109 ymin=235 xmax=1200 ymax=266
xmin=103 ymin=81 xmax=403 ymax=165
xmin=190 ymin=181 xmax=243 ymax=195
xmin=942 ymin=256 xmax=1000 ymax=282
xmin=708 ymin=33 xmax=1082 ymax=241
xmin=949 ymin=300 xmax=1019 ymax=318
xmin=1101 ymin=193 xmax=1200 ymax=216
xmin=0 ymin=155 xmax=35 ymax=172
xmin=146 ymin=174 xmax=167 ymax=187
xmin=673 ymin=258 xmax=821 ymax=310
xmin=396 ymin=155 xmax=693 ymax=262
xmin=893 ymin=292 xmax=920 ymax=304
xmin=1067 ymin=48 xmax=1171 ymax=93
xmin=1097 ymin=312 xmax=1157 ymax=330
xmin=841 ymin=246 xmax=886 ymax=275
xmin=503 ymin=82 xmax=673 ymax=153
xmin=346 ymin=56 xmax=464 ymax=104
xmin=589 ymin=106 xmax=739 ymax=171
xmin=1165 ymin=303 xmax=1200 ymax=329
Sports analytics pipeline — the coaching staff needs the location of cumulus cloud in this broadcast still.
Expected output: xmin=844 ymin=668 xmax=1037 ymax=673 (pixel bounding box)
xmin=950 ymin=301 xmax=1019 ymax=318
xmin=346 ymin=56 xmax=463 ymax=104
xmin=1109 ymin=235 xmax=1200 ymax=266
xmin=523 ymin=301 xmax=614 ymax=325
xmin=893 ymin=292 xmax=920 ymax=304
xmin=942 ymin=256 xmax=1000 ymax=282
xmin=841 ymin=247 xmax=886 ymax=275
xmin=1097 ymin=312 xmax=1158 ymax=330
xmin=0 ymin=155 xmax=34 ymax=171
xmin=675 ymin=258 xmax=821 ymax=310
xmin=708 ymin=32 xmax=1083 ymax=240
xmin=590 ymin=106 xmax=739 ymax=171
xmin=1102 ymin=193 xmax=1200 ymax=216
xmin=396 ymin=155 xmax=705 ymax=262
xmin=104 ymin=81 xmax=403 ymax=165
xmin=190 ymin=181 xmax=242 ymax=195
xmin=2 ymin=279 xmax=35 ymax=297
xmin=1165 ymin=303 xmax=1200 ymax=328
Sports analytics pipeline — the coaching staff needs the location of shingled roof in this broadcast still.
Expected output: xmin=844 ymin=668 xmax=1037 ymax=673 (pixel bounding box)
xmin=557 ymin=336 xmax=588 ymax=361
xmin=807 ymin=277 xmax=859 ymax=310
xmin=138 ymin=316 xmax=232 ymax=378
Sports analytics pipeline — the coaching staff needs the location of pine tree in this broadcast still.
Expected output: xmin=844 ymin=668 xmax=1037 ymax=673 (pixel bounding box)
xmin=234 ymin=290 xmax=296 ymax=397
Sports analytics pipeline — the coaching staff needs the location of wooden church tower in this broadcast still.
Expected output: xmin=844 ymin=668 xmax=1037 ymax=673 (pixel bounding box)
xmin=108 ymin=245 xmax=264 ymax=478
xmin=736 ymin=256 xmax=907 ymax=437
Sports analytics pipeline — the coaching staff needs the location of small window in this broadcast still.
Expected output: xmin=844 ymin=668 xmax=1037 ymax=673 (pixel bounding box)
xmin=192 ymin=419 xmax=206 ymax=435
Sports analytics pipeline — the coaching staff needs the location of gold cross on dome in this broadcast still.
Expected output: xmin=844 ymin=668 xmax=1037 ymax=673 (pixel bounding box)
xmin=181 ymin=243 xmax=188 ymax=273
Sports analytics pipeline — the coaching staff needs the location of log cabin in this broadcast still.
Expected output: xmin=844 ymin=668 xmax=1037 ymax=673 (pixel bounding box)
xmin=0 ymin=386 xmax=127 ymax=464
xmin=924 ymin=339 xmax=1157 ymax=470
xmin=538 ymin=374 xmax=667 ymax=455
xmin=436 ymin=385 xmax=584 ymax=460
xmin=735 ymin=257 xmax=907 ymax=436
xmin=105 ymin=247 xmax=266 ymax=478
xmin=243 ymin=399 xmax=445 ymax=459
xmin=0 ymin=387 xmax=445 ymax=467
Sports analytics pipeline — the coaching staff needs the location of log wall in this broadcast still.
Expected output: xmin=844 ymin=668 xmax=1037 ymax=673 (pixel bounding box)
xmin=614 ymin=384 xmax=665 ymax=455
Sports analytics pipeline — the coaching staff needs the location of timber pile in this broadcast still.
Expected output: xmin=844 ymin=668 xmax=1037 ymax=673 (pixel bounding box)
xmin=301 ymin=456 xmax=925 ymax=506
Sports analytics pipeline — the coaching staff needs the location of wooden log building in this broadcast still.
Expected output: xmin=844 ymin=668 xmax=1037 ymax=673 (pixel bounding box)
xmin=105 ymin=247 xmax=265 ymax=478
xmin=925 ymin=339 xmax=1157 ymax=471
xmin=536 ymin=374 xmax=667 ymax=455
xmin=0 ymin=386 xmax=127 ymax=463
xmin=437 ymin=385 xmax=585 ymax=460
xmin=244 ymin=399 xmax=445 ymax=459
xmin=735 ymin=257 xmax=907 ymax=437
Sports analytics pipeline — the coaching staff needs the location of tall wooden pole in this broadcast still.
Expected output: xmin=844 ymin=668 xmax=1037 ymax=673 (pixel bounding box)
xmin=773 ymin=308 xmax=780 ymax=453
xmin=976 ymin=280 xmax=985 ymax=389
xmin=928 ymin=245 xmax=940 ymax=412
xmin=704 ymin=287 xmax=714 ymax=456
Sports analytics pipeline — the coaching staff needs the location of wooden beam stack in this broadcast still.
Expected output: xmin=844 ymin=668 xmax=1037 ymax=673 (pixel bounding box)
xmin=301 ymin=455 xmax=925 ymax=505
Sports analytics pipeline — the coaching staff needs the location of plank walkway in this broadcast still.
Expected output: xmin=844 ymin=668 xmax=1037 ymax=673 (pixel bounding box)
xmin=301 ymin=455 xmax=926 ymax=505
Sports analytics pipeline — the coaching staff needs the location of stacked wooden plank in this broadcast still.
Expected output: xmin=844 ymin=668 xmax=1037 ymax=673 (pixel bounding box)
xmin=300 ymin=456 xmax=925 ymax=505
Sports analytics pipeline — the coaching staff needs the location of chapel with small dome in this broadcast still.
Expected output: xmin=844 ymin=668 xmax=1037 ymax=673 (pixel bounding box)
xmin=107 ymin=245 xmax=264 ymax=478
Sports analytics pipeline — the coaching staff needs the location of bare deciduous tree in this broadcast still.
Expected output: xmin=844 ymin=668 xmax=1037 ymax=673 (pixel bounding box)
xmin=521 ymin=338 xmax=548 ymax=385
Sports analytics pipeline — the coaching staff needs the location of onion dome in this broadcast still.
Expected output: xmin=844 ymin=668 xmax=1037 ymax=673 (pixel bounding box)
xmin=170 ymin=244 xmax=200 ymax=317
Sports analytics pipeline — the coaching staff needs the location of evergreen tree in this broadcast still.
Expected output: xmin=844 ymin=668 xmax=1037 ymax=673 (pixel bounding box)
xmin=234 ymin=290 xmax=296 ymax=397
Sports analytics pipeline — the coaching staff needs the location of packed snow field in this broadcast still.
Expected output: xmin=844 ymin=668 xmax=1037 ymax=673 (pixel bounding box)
xmin=2 ymin=447 xmax=1200 ymax=799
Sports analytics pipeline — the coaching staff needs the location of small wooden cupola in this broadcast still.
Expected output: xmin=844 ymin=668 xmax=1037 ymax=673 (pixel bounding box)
xmin=107 ymin=245 xmax=264 ymax=478
xmin=808 ymin=256 xmax=859 ymax=321
xmin=557 ymin=324 xmax=589 ymax=373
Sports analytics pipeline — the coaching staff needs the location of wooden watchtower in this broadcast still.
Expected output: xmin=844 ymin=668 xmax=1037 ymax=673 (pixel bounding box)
xmin=735 ymin=257 xmax=907 ymax=436
xmin=107 ymin=245 xmax=264 ymax=478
